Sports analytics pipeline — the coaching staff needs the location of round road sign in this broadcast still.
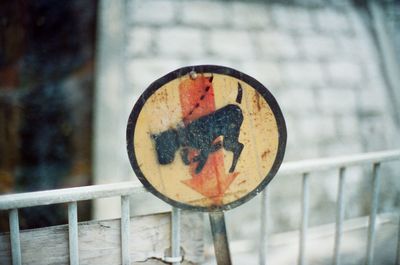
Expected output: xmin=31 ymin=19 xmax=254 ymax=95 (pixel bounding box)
xmin=127 ymin=65 xmax=286 ymax=211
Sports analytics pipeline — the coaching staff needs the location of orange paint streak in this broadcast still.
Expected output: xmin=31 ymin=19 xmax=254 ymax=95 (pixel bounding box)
xmin=179 ymin=75 xmax=215 ymax=122
xmin=179 ymin=75 xmax=238 ymax=205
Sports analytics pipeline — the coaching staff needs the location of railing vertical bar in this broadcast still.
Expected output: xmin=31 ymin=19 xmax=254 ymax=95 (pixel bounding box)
xmin=68 ymin=201 xmax=79 ymax=265
xmin=299 ymin=173 xmax=310 ymax=265
xmin=171 ymin=207 xmax=181 ymax=265
xmin=366 ymin=163 xmax=381 ymax=265
xmin=259 ymin=188 xmax=269 ymax=265
xmin=121 ymin=195 xmax=130 ymax=265
xmin=396 ymin=214 xmax=400 ymax=265
xmin=9 ymin=209 xmax=22 ymax=265
xmin=333 ymin=167 xmax=346 ymax=265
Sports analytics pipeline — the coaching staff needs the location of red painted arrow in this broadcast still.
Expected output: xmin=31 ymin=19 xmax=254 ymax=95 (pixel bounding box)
xmin=179 ymin=75 xmax=239 ymax=205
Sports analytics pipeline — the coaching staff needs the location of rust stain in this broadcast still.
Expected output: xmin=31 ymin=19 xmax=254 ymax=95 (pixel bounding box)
xmin=238 ymin=179 xmax=246 ymax=185
xmin=261 ymin=150 xmax=271 ymax=160
xmin=254 ymin=92 xmax=262 ymax=111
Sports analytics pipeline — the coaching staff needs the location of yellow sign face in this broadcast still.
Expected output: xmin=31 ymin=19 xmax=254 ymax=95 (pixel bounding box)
xmin=127 ymin=65 xmax=286 ymax=211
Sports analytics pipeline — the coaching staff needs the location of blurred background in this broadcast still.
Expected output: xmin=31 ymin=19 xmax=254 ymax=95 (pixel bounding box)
xmin=0 ymin=0 xmax=399 ymax=264
xmin=0 ymin=1 xmax=96 ymax=229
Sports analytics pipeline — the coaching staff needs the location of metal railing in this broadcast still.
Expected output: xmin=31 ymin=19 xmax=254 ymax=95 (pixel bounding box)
xmin=0 ymin=149 xmax=399 ymax=265
xmin=259 ymin=149 xmax=400 ymax=265
xmin=0 ymin=182 xmax=182 ymax=265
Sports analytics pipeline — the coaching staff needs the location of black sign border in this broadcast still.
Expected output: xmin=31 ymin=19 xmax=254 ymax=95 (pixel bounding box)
xmin=127 ymin=65 xmax=287 ymax=212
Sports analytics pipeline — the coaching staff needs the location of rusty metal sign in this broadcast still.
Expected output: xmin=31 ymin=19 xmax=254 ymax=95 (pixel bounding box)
xmin=127 ymin=65 xmax=286 ymax=211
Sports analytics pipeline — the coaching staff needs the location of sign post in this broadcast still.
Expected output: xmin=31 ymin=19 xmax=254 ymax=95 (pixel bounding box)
xmin=209 ymin=211 xmax=232 ymax=265
xmin=127 ymin=65 xmax=286 ymax=264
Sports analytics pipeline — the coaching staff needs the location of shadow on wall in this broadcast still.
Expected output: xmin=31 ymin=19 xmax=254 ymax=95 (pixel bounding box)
xmin=0 ymin=0 xmax=97 ymax=230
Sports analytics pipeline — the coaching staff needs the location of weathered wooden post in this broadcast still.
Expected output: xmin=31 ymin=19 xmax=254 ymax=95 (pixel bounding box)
xmin=126 ymin=65 xmax=286 ymax=264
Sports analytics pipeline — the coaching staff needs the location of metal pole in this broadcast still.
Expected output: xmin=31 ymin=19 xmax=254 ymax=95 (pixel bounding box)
xmin=299 ymin=173 xmax=310 ymax=265
xmin=209 ymin=211 xmax=232 ymax=265
xmin=396 ymin=214 xmax=400 ymax=265
xmin=333 ymin=167 xmax=346 ymax=265
xmin=171 ymin=207 xmax=182 ymax=265
xmin=121 ymin=195 xmax=130 ymax=265
xmin=68 ymin=202 xmax=79 ymax=265
xmin=259 ymin=188 xmax=269 ymax=265
xmin=366 ymin=163 xmax=381 ymax=265
xmin=9 ymin=209 xmax=22 ymax=265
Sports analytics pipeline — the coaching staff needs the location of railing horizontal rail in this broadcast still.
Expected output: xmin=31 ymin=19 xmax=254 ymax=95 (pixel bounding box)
xmin=0 ymin=182 xmax=145 ymax=210
xmin=0 ymin=149 xmax=399 ymax=211
xmin=231 ymin=213 xmax=398 ymax=254
xmin=279 ymin=149 xmax=400 ymax=175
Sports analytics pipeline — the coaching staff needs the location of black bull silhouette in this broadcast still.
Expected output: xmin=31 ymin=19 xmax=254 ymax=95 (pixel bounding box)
xmin=151 ymin=104 xmax=244 ymax=174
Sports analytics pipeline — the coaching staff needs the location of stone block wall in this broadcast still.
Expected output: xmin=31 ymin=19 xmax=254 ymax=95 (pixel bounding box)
xmin=126 ymin=0 xmax=398 ymax=162
xmin=95 ymin=0 xmax=400 ymax=235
